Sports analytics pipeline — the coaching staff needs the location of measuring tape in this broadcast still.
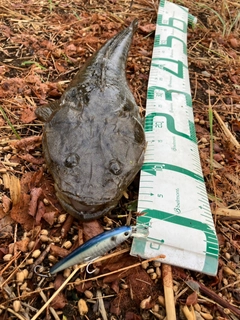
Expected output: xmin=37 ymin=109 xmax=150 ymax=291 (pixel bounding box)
xmin=130 ymin=0 xmax=219 ymax=275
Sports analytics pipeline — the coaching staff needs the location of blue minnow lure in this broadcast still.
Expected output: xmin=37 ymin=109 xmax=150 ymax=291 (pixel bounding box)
xmin=50 ymin=226 xmax=132 ymax=275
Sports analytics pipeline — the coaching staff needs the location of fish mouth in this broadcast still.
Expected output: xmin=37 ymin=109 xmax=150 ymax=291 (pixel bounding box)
xmin=54 ymin=184 xmax=119 ymax=221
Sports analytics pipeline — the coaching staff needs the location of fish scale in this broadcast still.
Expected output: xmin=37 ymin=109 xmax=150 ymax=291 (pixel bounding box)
xmin=130 ymin=0 xmax=219 ymax=275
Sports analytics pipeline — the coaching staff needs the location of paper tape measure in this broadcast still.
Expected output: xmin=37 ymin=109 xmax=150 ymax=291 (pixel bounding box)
xmin=130 ymin=0 xmax=219 ymax=275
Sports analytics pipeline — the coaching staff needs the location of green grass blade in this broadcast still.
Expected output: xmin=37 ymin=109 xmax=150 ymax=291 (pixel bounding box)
xmin=0 ymin=106 xmax=21 ymax=140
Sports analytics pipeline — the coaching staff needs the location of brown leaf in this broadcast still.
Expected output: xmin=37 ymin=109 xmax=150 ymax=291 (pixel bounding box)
xmin=9 ymin=136 xmax=42 ymax=152
xmin=217 ymin=233 xmax=225 ymax=246
xmin=11 ymin=193 xmax=35 ymax=231
xmin=138 ymin=23 xmax=156 ymax=33
xmin=51 ymin=292 xmax=67 ymax=309
xmin=75 ymin=280 xmax=92 ymax=293
xmin=0 ymin=247 xmax=8 ymax=259
xmin=229 ymin=37 xmax=239 ymax=49
xmin=186 ymin=291 xmax=198 ymax=305
xmin=82 ymin=220 xmax=104 ymax=241
xmin=54 ymin=274 xmax=65 ymax=290
xmin=42 ymin=211 xmax=57 ymax=225
xmin=8 ymin=175 xmax=21 ymax=205
xmin=29 ymin=168 xmax=44 ymax=189
xmin=65 ymin=43 xmax=77 ymax=53
xmin=48 ymin=88 xmax=61 ymax=97
xmin=111 ymin=279 xmax=120 ymax=294
xmin=0 ymin=212 xmax=13 ymax=238
xmin=55 ymin=61 xmax=66 ymax=73
xmin=213 ymin=153 xmax=223 ymax=162
xmin=2 ymin=195 xmax=11 ymax=213
xmin=28 ymin=187 xmax=42 ymax=217
xmin=19 ymin=154 xmax=45 ymax=165
xmin=15 ymin=238 xmax=30 ymax=252
xmin=20 ymin=107 xmax=36 ymax=123
xmin=35 ymin=200 xmax=45 ymax=224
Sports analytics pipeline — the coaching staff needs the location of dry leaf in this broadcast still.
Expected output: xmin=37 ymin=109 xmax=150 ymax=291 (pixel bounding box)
xmin=229 ymin=37 xmax=239 ymax=49
xmin=35 ymin=200 xmax=45 ymax=224
xmin=75 ymin=280 xmax=92 ymax=293
xmin=19 ymin=154 xmax=45 ymax=165
xmin=186 ymin=291 xmax=198 ymax=305
xmin=2 ymin=195 xmax=11 ymax=213
xmin=82 ymin=220 xmax=104 ymax=241
xmin=42 ymin=211 xmax=57 ymax=225
xmin=9 ymin=175 xmax=21 ymax=205
xmin=28 ymin=187 xmax=42 ymax=217
xmin=15 ymin=238 xmax=30 ymax=252
xmin=138 ymin=23 xmax=156 ymax=33
xmin=9 ymin=136 xmax=42 ymax=152
xmin=51 ymin=292 xmax=67 ymax=309
xmin=11 ymin=193 xmax=35 ymax=231
xmin=20 ymin=107 xmax=36 ymax=123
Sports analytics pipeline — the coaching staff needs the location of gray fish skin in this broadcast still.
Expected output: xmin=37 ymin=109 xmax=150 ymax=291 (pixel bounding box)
xmin=35 ymin=19 xmax=146 ymax=221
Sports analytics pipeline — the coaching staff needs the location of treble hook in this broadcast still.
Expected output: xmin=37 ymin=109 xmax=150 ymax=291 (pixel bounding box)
xmin=34 ymin=265 xmax=51 ymax=278
xmin=86 ymin=256 xmax=100 ymax=274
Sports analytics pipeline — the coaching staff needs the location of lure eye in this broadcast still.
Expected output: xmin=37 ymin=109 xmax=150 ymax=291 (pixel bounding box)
xmin=124 ymin=231 xmax=130 ymax=237
xmin=65 ymin=153 xmax=80 ymax=168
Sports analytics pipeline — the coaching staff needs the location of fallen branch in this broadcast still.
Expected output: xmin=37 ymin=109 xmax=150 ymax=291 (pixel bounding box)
xmin=188 ymin=280 xmax=240 ymax=317
xmin=162 ymin=264 xmax=176 ymax=320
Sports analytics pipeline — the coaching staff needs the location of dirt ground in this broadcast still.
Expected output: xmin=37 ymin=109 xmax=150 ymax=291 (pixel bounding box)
xmin=0 ymin=0 xmax=240 ymax=319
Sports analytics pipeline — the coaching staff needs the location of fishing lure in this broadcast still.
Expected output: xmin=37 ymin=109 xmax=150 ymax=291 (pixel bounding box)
xmin=50 ymin=226 xmax=132 ymax=275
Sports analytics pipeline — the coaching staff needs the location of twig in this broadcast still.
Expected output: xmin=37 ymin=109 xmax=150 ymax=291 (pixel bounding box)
xmin=28 ymin=242 xmax=53 ymax=278
xmin=0 ymin=305 xmax=26 ymax=320
xmin=0 ymin=251 xmax=21 ymax=277
xmin=162 ymin=264 xmax=176 ymax=320
xmin=191 ymin=280 xmax=240 ymax=317
xmin=213 ymin=110 xmax=240 ymax=150
xmin=96 ymin=289 xmax=108 ymax=320
xmin=39 ymin=288 xmax=61 ymax=320
xmin=214 ymin=207 xmax=240 ymax=217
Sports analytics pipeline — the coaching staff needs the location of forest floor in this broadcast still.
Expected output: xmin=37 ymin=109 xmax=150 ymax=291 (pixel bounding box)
xmin=0 ymin=0 xmax=240 ymax=319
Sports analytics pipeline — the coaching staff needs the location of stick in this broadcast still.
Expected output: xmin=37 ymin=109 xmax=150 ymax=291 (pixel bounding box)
xmin=213 ymin=110 xmax=240 ymax=150
xmin=189 ymin=280 xmax=240 ymax=317
xmin=214 ymin=207 xmax=240 ymax=217
xmin=162 ymin=264 xmax=176 ymax=320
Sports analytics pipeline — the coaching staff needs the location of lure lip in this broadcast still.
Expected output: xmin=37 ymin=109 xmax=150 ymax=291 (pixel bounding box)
xmin=50 ymin=226 xmax=132 ymax=275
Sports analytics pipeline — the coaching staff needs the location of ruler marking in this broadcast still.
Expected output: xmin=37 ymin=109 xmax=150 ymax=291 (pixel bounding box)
xmin=131 ymin=0 xmax=218 ymax=276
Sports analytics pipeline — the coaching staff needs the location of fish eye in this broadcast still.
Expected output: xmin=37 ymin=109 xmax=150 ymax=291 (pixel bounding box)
xmin=65 ymin=153 xmax=80 ymax=168
xmin=124 ymin=231 xmax=130 ymax=237
xmin=109 ymin=160 xmax=122 ymax=175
